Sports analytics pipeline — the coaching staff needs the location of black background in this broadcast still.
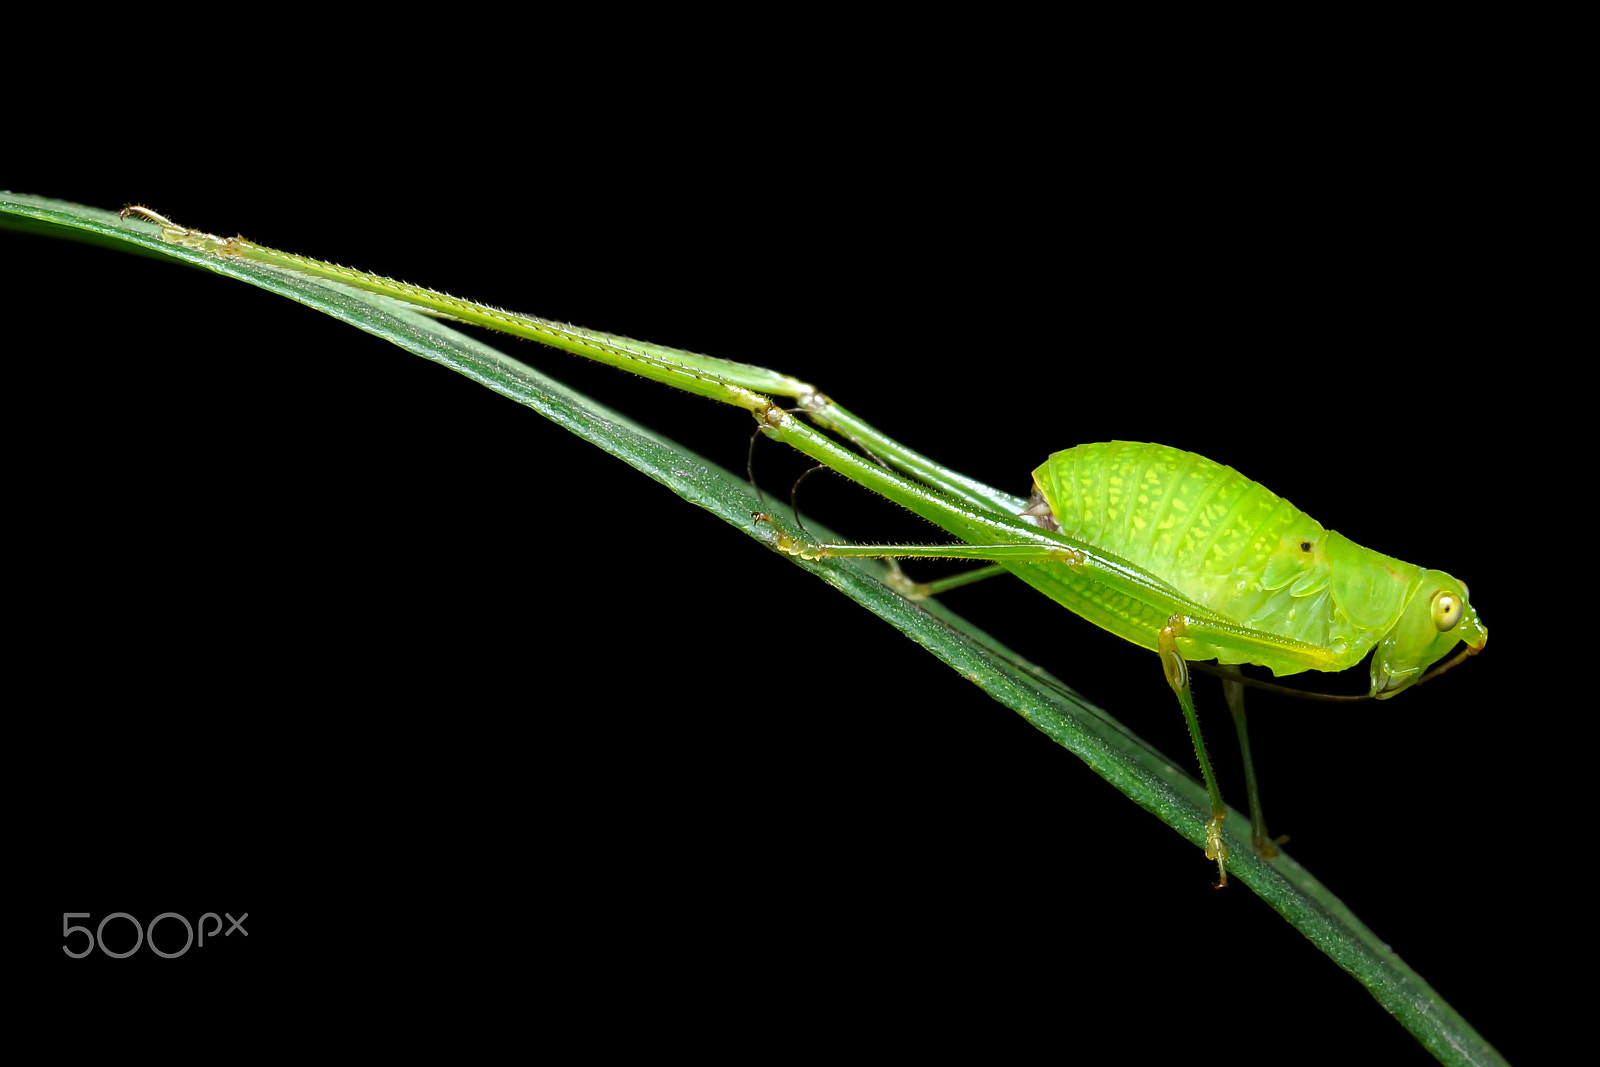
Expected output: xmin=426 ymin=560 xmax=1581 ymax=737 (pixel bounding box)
xmin=9 ymin=33 xmax=1566 ymax=1064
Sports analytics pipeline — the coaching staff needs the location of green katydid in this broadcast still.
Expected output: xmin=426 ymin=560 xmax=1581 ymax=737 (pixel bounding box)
xmin=114 ymin=205 xmax=1490 ymax=887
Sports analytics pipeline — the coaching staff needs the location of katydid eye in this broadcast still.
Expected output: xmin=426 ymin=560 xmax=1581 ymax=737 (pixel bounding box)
xmin=1432 ymin=592 xmax=1462 ymax=632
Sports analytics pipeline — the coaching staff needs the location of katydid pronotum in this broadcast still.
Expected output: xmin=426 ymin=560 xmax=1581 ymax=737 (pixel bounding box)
xmin=115 ymin=205 xmax=1490 ymax=887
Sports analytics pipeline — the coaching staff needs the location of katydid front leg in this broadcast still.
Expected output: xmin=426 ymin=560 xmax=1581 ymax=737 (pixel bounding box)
xmin=1160 ymin=618 xmax=1230 ymax=887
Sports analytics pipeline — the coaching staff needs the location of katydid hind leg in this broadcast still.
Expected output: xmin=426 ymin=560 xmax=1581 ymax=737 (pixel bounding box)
xmin=1220 ymin=667 xmax=1288 ymax=860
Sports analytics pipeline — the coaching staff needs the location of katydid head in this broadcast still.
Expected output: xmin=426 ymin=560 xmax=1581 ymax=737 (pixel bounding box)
xmin=1369 ymin=570 xmax=1486 ymax=699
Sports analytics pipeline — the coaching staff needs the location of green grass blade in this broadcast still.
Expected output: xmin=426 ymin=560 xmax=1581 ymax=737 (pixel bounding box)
xmin=1 ymin=192 xmax=1507 ymax=1067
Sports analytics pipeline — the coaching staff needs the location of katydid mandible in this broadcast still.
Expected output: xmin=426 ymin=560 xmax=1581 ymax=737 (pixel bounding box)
xmin=116 ymin=206 xmax=1490 ymax=886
